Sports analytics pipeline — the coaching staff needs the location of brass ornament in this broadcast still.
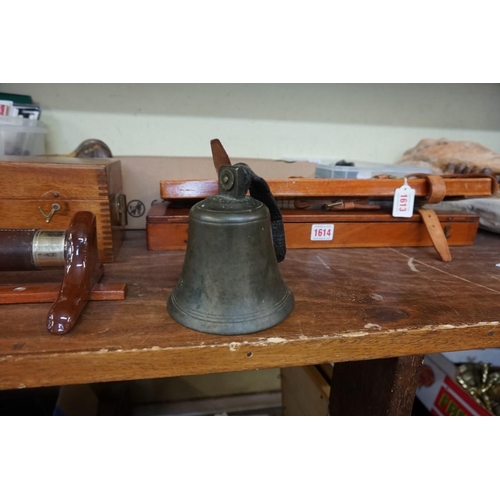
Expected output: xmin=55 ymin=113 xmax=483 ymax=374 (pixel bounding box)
xmin=456 ymin=362 xmax=500 ymax=415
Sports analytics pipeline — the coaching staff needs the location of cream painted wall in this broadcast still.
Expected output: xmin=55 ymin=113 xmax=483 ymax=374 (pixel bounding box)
xmin=1 ymin=83 xmax=500 ymax=162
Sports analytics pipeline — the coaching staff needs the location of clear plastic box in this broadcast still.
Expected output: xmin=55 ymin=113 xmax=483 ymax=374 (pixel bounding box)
xmin=315 ymin=158 xmax=433 ymax=179
xmin=0 ymin=115 xmax=47 ymax=156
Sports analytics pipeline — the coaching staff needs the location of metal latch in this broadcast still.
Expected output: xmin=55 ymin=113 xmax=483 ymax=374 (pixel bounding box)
xmin=38 ymin=203 xmax=61 ymax=223
xmin=110 ymin=193 xmax=128 ymax=226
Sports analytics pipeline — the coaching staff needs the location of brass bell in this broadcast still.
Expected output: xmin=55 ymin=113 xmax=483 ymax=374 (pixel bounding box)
xmin=167 ymin=162 xmax=294 ymax=335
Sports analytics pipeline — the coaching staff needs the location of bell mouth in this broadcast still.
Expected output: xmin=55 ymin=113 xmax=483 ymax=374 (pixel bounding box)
xmin=167 ymin=289 xmax=294 ymax=335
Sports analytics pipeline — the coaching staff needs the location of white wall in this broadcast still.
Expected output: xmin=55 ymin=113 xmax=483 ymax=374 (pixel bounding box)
xmin=1 ymin=83 xmax=500 ymax=162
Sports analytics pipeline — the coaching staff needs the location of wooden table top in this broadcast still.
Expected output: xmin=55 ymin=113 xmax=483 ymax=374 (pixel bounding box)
xmin=1 ymin=230 xmax=499 ymax=390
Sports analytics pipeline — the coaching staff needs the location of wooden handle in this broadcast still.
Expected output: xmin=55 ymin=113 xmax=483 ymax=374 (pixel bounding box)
xmin=210 ymin=139 xmax=232 ymax=175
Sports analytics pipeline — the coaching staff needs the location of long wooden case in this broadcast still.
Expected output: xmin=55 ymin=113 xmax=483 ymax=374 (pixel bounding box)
xmin=146 ymin=201 xmax=479 ymax=251
xmin=0 ymin=156 xmax=127 ymax=263
xmin=160 ymin=176 xmax=498 ymax=200
xmin=150 ymin=173 xmax=496 ymax=253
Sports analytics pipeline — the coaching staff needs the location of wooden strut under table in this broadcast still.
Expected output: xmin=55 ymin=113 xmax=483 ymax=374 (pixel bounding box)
xmin=0 ymin=211 xmax=126 ymax=334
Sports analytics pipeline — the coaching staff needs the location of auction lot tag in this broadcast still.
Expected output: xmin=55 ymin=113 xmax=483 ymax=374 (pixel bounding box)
xmin=392 ymin=178 xmax=415 ymax=218
xmin=311 ymin=224 xmax=334 ymax=241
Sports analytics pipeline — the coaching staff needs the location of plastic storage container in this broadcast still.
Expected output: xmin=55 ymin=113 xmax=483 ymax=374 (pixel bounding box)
xmin=0 ymin=115 xmax=47 ymax=156
xmin=315 ymin=159 xmax=433 ymax=179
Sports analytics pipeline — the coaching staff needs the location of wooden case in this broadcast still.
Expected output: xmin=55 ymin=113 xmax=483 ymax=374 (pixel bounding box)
xmin=146 ymin=201 xmax=479 ymax=251
xmin=0 ymin=156 xmax=127 ymax=263
xmin=160 ymin=176 xmax=498 ymax=200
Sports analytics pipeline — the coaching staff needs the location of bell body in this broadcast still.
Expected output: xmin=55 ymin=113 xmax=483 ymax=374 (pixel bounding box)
xmin=167 ymin=166 xmax=294 ymax=335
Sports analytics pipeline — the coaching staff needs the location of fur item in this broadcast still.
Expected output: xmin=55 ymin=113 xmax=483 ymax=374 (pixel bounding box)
xmin=398 ymin=138 xmax=500 ymax=176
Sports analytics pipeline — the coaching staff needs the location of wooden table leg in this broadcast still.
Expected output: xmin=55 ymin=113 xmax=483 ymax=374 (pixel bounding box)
xmin=328 ymin=355 xmax=425 ymax=416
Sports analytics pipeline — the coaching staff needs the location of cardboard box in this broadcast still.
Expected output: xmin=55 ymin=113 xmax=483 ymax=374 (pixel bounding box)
xmin=416 ymin=354 xmax=492 ymax=416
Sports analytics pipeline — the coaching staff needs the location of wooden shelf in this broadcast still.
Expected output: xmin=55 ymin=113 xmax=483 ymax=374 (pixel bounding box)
xmin=1 ymin=230 xmax=499 ymax=392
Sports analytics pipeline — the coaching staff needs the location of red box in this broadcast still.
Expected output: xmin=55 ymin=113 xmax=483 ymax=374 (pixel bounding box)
xmin=416 ymin=354 xmax=491 ymax=416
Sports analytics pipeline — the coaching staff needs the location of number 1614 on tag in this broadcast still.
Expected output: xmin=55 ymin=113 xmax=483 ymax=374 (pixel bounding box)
xmin=310 ymin=224 xmax=334 ymax=241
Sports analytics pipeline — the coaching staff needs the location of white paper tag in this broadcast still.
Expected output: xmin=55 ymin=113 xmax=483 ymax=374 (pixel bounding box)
xmin=311 ymin=224 xmax=334 ymax=241
xmin=392 ymin=178 xmax=415 ymax=218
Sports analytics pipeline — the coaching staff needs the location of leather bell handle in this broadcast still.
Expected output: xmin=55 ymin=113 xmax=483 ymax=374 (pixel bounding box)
xmin=242 ymin=166 xmax=287 ymax=263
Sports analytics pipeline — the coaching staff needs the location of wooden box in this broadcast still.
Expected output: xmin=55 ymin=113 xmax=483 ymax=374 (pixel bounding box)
xmin=0 ymin=156 xmax=127 ymax=263
xmin=281 ymin=365 xmax=332 ymax=416
xmin=146 ymin=201 xmax=479 ymax=251
xmin=159 ymin=176 xmax=498 ymax=201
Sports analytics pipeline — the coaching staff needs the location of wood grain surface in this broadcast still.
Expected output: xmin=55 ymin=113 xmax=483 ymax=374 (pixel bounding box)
xmin=0 ymin=157 xmax=124 ymax=263
xmin=1 ymin=158 xmax=121 ymax=200
xmin=329 ymin=355 xmax=425 ymax=416
xmin=146 ymin=203 xmax=479 ymax=251
xmin=0 ymin=200 xmax=120 ymax=264
xmin=160 ymin=177 xmax=497 ymax=200
xmin=0 ymin=230 xmax=499 ymax=390
xmin=0 ymin=282 xmax=126 ymax=304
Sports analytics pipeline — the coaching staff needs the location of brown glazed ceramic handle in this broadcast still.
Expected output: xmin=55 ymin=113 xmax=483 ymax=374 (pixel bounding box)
xmin=46 ymin=211 xmax=103 ymax=334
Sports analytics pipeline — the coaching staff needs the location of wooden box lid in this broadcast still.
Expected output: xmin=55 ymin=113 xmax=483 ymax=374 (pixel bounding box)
xmin=159 ymin=176 xmax=498 ymax=201
xmin=146 ymin=201 xmax=480 ymax=224
xmin=0 ymin=156 xmax=122 ymax=200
